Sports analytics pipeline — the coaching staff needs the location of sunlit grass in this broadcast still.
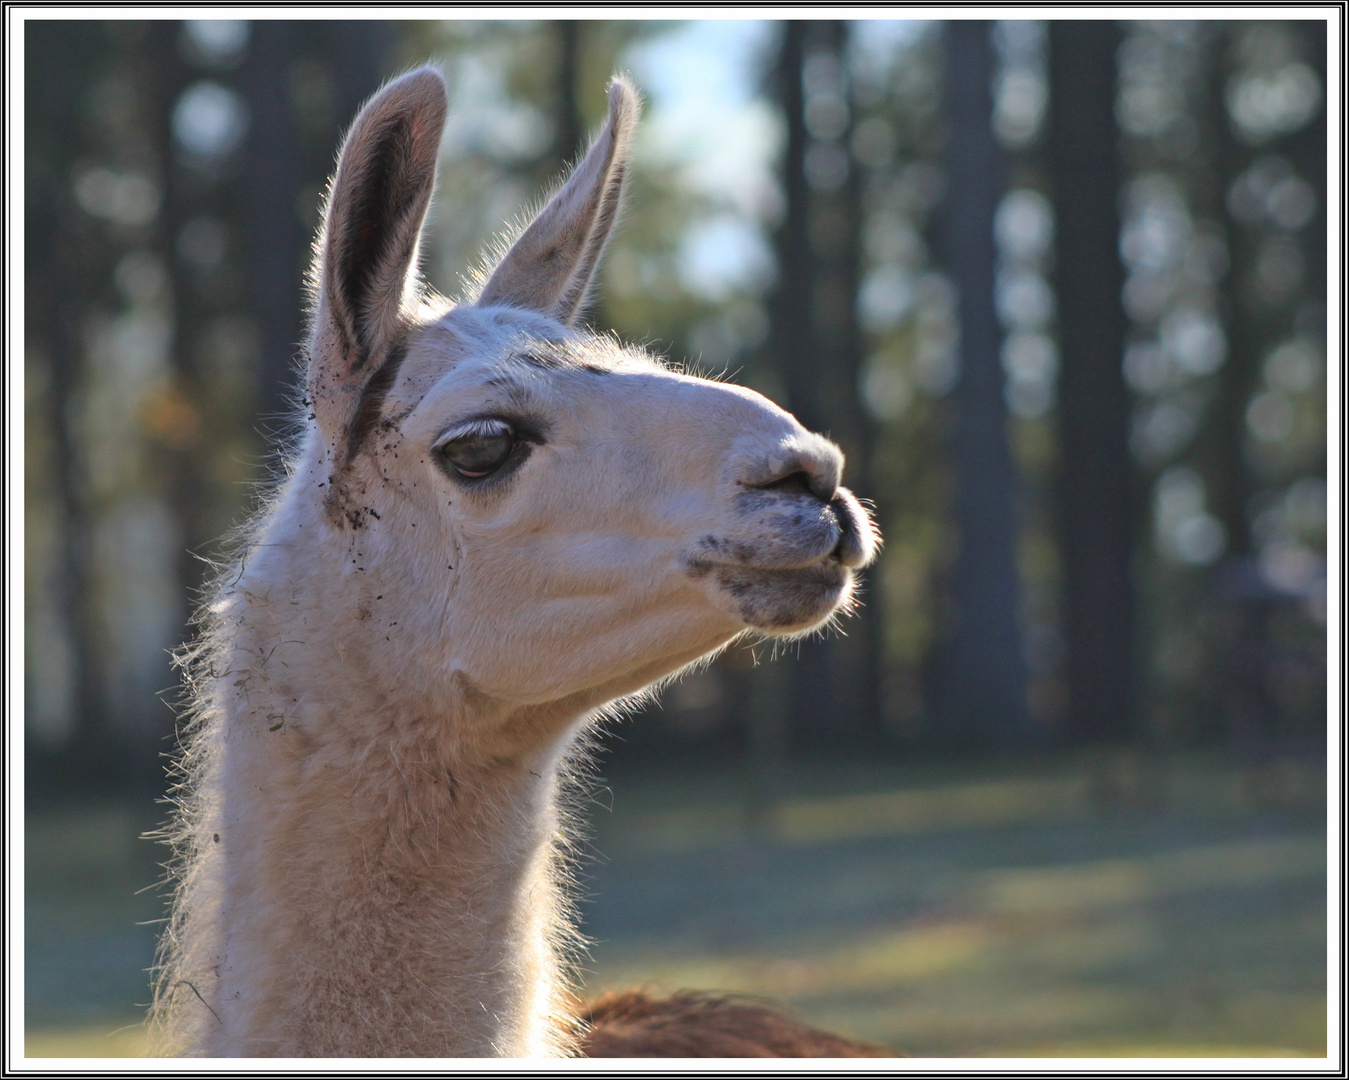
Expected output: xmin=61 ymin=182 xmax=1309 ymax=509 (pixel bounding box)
xmin=25 ymin=751 xmax=1327 ymax=1060
xmin=584 ymin=899 xmax=1327 ymax=1057
xmin=1013 ymin=1044 xmax=1316 ymax=1058
xmin=580 ymin=752 xmax=1327 ymax=1058
xmin=24 ymin=1023 xmax=150 ymax=1059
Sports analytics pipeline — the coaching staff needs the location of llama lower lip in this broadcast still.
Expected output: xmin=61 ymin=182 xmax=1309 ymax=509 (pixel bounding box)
xmin=713 ymin=561 xmax=850 ymax=631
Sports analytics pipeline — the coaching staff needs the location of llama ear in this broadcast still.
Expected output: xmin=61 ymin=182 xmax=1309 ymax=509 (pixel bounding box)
xmin=307 ymin=66 xmax=447 ymax=461
xmin=475 ymin=76 xmax=639 ymax=325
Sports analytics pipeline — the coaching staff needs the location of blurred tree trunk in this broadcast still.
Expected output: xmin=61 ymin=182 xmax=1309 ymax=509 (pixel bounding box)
xmin=1200 ymin=22 xmax=1327 ymax=754
xmin=1201 ymin=24 xmax=1269 ymax=561
xmin=1204 ymin=19 xmax=1327 ymax=558
xmin=1290 ymin=20 xmax=1328 ymax=319
xmin=324 ymin=22 xmax=396 ymax=165
xmin=245 ymin=21 xmax=393 ymax=425
xmin=769 ymin=21 xmax=820 ymax=432
xmin=1047 ymin=21 xmax=1135 ymax=745
xmin=551 ymin=21 xmax=584 ymax=178
xmin=551 ymin=21 xmax=612 ymax=334
xmin=136 ymin=22 xmax=198 ymax=804
xmin=819 ymin=21 xmax=882 ymax=750
xmin=765 ymin=20 xmax=881 ymax=753
xmin=933 ymin=20 xmax=1032 ymax=746
xmin=242 ymin=21 xmax=305 ymax=427
xmin=24 ymin=22 xmax=108 ymax=752
xmin=766 ymin=21 xmax=823 ymax=755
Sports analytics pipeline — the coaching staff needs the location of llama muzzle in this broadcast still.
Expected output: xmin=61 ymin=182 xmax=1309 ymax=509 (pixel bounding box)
xmin=828 ymin=488 xmax=879 ymax=569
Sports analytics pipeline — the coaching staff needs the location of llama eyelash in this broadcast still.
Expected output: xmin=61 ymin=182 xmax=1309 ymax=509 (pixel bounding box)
xmin=433 ymin=417 xmax=514 ymax=450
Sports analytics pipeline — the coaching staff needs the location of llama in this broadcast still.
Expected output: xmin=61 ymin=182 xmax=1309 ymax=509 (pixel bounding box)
xmin=149 ymin=65 xmax=883 ymax=1058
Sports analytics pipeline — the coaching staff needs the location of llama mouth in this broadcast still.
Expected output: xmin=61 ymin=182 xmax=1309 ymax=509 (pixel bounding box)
xmin=686 ymin=486 xmax=874 ymax=632
xmin=712 ymin=486 xmax=876 ymax=573
xmin=699 ymin=558 xmax=852 ymax=632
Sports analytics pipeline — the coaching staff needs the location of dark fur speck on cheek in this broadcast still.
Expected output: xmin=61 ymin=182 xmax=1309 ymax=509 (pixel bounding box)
xmin=684 ymin=557 xmax=712 ymax=580
xmin=733 ymin=488 xmax=775 ymax=514
xmin=697 ymin=534 xmax=760 ymax=564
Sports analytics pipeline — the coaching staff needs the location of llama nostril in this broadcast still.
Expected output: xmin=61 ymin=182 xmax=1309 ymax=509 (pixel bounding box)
xmin=742 ymin=437 xmax=845 ymax=503
xmin=751 ymin=463 xmax=837 ymax=503
xmin=756 ymin=470 xmax=816 ymax=499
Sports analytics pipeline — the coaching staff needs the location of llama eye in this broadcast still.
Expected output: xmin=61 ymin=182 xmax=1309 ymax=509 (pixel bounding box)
xmin=436 ymin=423 xmax=516 ymax=480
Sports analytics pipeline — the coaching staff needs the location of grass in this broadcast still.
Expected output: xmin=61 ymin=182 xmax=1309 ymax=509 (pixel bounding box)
xmin=22 ymin=749 xmax=1329 ymax=1059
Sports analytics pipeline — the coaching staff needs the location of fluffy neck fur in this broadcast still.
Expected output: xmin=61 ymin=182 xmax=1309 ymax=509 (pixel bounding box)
xmin=151 ymin=445 xmax=595 ymax=1058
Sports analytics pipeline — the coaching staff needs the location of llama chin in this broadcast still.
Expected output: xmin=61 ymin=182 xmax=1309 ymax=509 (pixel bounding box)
xmin=149 ymin=64 xmax=882 ymax=1059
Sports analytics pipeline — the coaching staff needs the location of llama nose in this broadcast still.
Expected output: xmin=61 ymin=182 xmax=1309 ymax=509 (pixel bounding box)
xmin=829 ymin=488 xmax=877 ymax=568
xmin=744 ymin=440 xmax=842 ymax=503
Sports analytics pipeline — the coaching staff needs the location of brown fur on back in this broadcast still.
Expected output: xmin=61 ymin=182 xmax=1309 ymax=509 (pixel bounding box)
xmin=580 ymin=990 xmax=896 ymax=1058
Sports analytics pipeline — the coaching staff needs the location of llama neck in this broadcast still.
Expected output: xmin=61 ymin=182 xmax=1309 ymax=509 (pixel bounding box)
xmin=172 ymin=517 xmax=588 ymax=1057
xmin=205 ymin=692 xmax=580 ymax=1057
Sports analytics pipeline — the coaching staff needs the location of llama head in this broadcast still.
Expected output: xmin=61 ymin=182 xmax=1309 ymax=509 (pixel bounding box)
xmin=299 ymin=66 xmax=879 ymax=720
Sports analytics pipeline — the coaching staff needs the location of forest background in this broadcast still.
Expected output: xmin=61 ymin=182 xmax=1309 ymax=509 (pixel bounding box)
xmin=17 ymin=14 xmax=1336 ymax=1059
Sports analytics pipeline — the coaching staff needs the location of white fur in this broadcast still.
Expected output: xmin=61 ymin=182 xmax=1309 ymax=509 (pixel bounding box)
xmin=149 ymin=66 xmax=878 ymax=1058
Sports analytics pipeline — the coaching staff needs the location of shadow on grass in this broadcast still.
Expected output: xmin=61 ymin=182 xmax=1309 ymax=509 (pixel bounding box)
xmin=23 ymin=750 xmax=1328 ymax=1059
